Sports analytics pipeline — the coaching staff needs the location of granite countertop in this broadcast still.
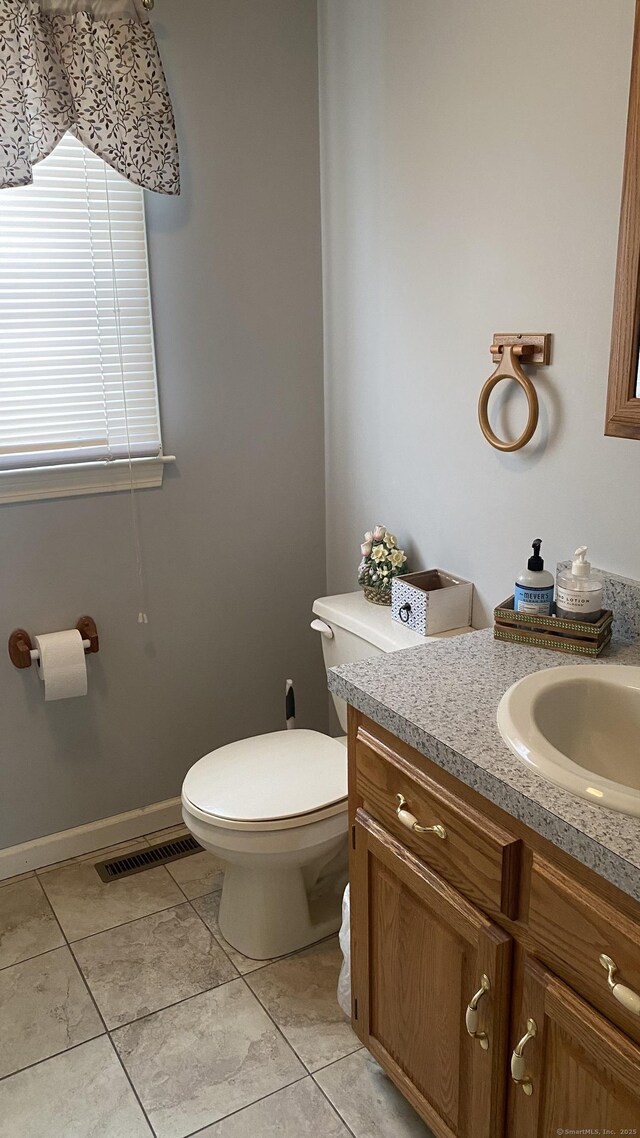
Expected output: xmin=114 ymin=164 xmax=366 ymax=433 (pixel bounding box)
xmin=328 ymin=628 xmax=640 ymax=903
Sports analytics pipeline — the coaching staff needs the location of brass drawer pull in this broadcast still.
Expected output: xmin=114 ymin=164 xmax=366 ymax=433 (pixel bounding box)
xmin=395 ymin=794 xmax=447 ymax=840
xmin=511 ymin=1018 xmax=537 ymax=1095
xmin=465 ymin=973 xmax=490 ymax=1049
xmin=599 ymin=955 xmax=640 ymax=1017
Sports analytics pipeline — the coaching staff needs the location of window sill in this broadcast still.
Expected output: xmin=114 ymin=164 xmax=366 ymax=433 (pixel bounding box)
xmin=0 ymin=455 xmax=176 ymax=505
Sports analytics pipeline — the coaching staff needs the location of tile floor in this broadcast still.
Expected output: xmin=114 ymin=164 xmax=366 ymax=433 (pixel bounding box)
xmin=0 ymin=828 xmax=433 ymax=1138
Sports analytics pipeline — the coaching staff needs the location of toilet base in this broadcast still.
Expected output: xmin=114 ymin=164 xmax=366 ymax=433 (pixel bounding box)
xmin=218 ymin=861 xmax=343 ymax=959
xmin=181 ymin=798 xmax=348 ymax=960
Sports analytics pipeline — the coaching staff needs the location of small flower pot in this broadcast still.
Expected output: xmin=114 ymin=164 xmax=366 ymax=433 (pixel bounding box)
xmin=391 ymin=569 xmax=473 ymax=633
xmin=363 ymin=585 xmax=392 ymax=606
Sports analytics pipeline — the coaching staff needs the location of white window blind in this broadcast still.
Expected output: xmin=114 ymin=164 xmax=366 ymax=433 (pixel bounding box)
xmin=0 ymin=133 xmax=162 ymax=473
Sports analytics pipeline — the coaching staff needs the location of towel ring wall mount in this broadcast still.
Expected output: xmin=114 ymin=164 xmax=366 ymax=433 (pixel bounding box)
xmin=478 ymin=333 xmax=552 ymax=452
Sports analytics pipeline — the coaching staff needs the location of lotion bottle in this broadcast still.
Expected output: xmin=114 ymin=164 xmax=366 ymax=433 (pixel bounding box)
xmin=556 ymin=547 xmax=603 ymax=622
xmin=514 ymin=539 xmax=554 ymax=615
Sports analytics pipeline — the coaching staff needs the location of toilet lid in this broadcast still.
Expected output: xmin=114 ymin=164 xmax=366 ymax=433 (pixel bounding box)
xmin=182 ymin=730 xmax=347 ymax=825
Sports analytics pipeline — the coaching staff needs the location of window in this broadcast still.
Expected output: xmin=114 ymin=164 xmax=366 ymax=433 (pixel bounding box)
xmin=0 ymin=133 xmax=169 ymax=504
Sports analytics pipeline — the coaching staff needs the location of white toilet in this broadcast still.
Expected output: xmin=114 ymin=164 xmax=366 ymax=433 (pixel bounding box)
xmin=181 ymin=591 xmax=427 ymax=960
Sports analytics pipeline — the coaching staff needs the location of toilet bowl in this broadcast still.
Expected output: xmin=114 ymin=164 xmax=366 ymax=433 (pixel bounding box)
xmin=182 ymin=729 xmax=348 ymax=959
xmin=181 ymin=591 xmax=440 ymax=960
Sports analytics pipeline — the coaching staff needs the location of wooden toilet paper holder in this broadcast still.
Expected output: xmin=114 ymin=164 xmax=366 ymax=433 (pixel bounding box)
xmin=8 ymin=616 xmax=99 ymax=669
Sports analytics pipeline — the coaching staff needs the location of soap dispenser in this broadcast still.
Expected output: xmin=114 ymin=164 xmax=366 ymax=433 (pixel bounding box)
xmin=556 ymin=547 xmax=603 ymax=623
xmin=514 ymin=539 xmax=554 ymax=615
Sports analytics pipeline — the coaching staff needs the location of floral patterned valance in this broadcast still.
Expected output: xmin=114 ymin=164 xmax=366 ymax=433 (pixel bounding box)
xmin=0 ymin=0 xmax=180 ymax=193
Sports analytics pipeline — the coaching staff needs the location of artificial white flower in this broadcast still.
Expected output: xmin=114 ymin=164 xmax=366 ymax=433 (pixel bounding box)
xmin=358 ymin=522 xmax=408 ymax=596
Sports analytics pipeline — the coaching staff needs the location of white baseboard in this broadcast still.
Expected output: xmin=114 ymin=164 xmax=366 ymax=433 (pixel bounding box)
xmin=0 ymin=797 xmax=183 ymax=881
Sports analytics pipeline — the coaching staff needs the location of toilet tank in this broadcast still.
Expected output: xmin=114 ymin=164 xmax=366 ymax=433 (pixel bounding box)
xmin=312 ymin=591 xmax=428 ymax=733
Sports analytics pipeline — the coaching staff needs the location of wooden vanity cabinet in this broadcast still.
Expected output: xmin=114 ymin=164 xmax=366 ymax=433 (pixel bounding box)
xmin=348 ymin=709 xmax=640 ymax=1138
xmin=351 ymin=809 xmax=512 ymax=1138
xmin=509 ymin=957 xmax=640 ymax=1136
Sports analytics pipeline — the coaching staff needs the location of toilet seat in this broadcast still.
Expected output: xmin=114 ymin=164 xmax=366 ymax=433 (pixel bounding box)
xmin=182 ymin=730 xmax=347 ymax=833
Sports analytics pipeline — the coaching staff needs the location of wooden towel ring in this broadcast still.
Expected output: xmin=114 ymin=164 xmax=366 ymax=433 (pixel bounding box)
xmin=478 ymin=344 xmax=539 ymax=453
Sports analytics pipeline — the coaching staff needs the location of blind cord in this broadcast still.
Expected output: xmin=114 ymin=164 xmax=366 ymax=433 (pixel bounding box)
xmin=103 ymin=162 xmax=149 ymax=625
xmin=82 ymin=145 xmax=112 ymax=466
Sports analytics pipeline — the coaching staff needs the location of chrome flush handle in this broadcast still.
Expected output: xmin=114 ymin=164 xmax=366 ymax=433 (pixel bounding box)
xmin=511 ymin=1018 xmax=537 ymax=1095
xmin=395 ymin=794 xmax=447 ymax=840
xmin=599 ymin=955 xmax=640 ymax=1017
xmin=465 ymin=974 xmax=491 ymax=1049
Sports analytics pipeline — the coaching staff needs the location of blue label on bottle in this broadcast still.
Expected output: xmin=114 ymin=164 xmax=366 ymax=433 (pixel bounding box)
xmin=514 ymin=584 xmax=554 ymax=614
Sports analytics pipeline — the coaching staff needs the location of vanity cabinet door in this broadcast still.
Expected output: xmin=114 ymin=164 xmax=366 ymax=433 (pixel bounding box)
xmin=351 ymin=809 xmax=512 ymax=1138
xmin=509 ymin=956 xmax=640 ymax=1138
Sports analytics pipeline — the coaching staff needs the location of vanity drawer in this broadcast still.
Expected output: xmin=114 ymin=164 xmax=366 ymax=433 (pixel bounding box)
xmin=354 ymin=729 xmax=521 ymax=918
xmin=529 ymin=855 xmax=640 ymax=1045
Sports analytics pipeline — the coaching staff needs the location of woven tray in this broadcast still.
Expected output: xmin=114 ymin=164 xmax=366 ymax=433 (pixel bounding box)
xmin=494 ymin=596 xmax=613 ymax=657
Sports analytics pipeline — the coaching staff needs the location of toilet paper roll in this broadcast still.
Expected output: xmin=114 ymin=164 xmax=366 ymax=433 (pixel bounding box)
xmin=34 ymin=630 xmax=88 ymax=701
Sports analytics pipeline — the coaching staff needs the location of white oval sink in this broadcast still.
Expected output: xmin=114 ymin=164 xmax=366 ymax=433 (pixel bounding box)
xmin=497 ymin=665 xmax=640 ymax=816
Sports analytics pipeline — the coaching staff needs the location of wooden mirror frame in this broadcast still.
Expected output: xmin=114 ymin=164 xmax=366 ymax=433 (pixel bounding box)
xmin=605 ymin=0 xmax=640 ymax=439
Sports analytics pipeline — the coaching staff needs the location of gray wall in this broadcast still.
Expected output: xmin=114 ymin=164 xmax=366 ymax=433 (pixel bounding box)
xmin=319 ymin=0 xmax=640 ymax=626
xmin=0 ymin=0 xmax=327 ymax=849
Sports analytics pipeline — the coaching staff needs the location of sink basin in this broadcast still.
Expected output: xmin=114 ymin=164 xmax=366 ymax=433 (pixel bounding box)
xmin=497 ymin=665 xmax=640 ymax=816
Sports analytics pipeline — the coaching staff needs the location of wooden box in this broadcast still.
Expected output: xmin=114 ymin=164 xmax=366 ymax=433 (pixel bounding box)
xmin=494 ymin=597 xmax=613 ymax=657
xmin=391 ymin=570 xmax=473 ymax=636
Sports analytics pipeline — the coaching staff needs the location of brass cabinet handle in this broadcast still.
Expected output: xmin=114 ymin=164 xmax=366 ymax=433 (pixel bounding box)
xmin=395 ymin=794 xmax=447 ymax=840
xmin=465 ymin=973 xmax=490 ymax=1049
xmin=599 ymin=955 xmax=640 ymax=1017
xmin=511 ymin=1018 xmax=537 ymax=1095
